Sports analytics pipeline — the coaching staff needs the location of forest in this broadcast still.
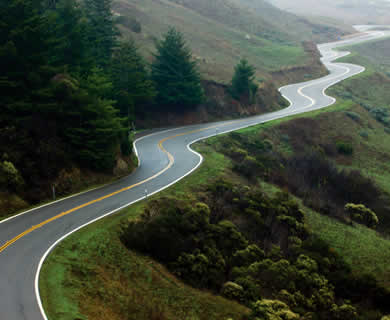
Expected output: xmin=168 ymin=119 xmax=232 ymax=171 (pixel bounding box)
xmin=0 ymin=0 xmax=219 ymax=213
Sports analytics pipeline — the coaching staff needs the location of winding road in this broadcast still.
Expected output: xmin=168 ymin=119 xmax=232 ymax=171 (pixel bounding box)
xmin=0 ymin=26 xmax=388 ymax=320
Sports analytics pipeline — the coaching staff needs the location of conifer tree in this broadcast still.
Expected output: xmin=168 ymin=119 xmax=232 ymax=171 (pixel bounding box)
xmin=110 ymin=41 xmax=155 ymax=125
xmin=83 ymin=0 xmax=118 ymax=69
xmin=230 ymin=58 xmax=258 ymax=102
xmin=0 ymin=0 xmax=55 ymax=119
xmin=151 ymin=27 xmax=204 ymax=110
xmin=61 ymin=68 xmax=124 ymax=170
xmin=48 ymin=0 xmax=91 ymax=73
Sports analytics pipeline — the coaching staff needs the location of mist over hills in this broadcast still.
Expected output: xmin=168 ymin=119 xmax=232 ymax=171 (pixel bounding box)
xmin=267 ymin=0 xmax=390 ymax=24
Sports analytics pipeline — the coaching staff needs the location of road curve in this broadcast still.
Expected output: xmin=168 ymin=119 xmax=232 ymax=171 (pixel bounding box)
xmin=0 ymin=26 xmax=388 ymax=320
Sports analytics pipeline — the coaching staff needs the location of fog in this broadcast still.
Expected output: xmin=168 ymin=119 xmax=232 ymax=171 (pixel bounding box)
xmin=267 ymin=0 xmax=390 ymax=24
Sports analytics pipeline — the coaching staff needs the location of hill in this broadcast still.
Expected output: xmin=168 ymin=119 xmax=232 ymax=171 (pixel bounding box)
xmin=268 ymin=0 xmax=390 ymax=25
xmin=40 ymin=34 xmax=390 ymax=320
xmin=113 ymin=0 xmax=349 ymax=83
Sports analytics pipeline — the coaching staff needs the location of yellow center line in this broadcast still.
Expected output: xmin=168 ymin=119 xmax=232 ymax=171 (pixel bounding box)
xmin=0 ymin=120 xmax=238 ymax=254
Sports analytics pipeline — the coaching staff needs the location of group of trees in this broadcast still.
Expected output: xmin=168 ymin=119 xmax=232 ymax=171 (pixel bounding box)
xmin=122 ymin=179 xmax=390 ymax=319
xmin=1 ymin=0 xmax=259 ymax=206
xmin=1 ymin=0 xmax=126 ymax=174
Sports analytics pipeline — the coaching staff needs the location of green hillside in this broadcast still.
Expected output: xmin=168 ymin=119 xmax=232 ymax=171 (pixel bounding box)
xmin=268 ymin=0 xmax=390 ymax=24
xmin=40 ymin=35 xmax=390 ymax=320
xmin=113 ymin=0 xmax=347 ymax=82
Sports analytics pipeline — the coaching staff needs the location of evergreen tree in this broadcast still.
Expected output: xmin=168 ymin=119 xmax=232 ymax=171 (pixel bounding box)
xmin=110 ymin=41 xmax=155 ymax=125
xmin=229 ymin=58 xmax=258 ymax=102
xmin=83 ymin=0 xmax=118 ymax=69
xmin=48 ymin=0 xmax=91 ymax=73
xmin=151 ymin=27 xmax=204 ymax=110
xmin=58 ymin=68 xmax=124 ymax=170
xmin=0 ymin=0 xmax=56 ymax=120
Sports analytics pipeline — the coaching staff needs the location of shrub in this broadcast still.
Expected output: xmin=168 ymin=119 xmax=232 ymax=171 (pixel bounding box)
xmin=221 ymin=281 xmax=244 ymax=301
xmin=232 ymin=244 xmax=265 ymax=267
xmin=359 ymin=130 xmax=369 ymax=139
xmin=336 ymin=141 xmax=353 ymax=155
xmin=345 ymin=111 xmax=361 ymax=123
xmin=229 ymin=147 xmax=248 ymax=162
xmin=345 ymin=203 xmax=379 ymax=228
xmin=234 ymin=155 xmax=262 ymax=178
xmin=249 ymin=299 xmax=299 ymax=320
xmin=370 ymin=107 xmax=389 ymax=125
xmin=330 ymin=303 xmax=358 ymax=320
xmin=0 ymin=160 xmax=24 ymax=191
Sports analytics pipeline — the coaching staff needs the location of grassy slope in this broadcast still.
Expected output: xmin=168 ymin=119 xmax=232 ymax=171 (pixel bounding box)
xmin=113 ymin=0 xmax=337 ymax=83
xmin=41 ymin=108 xmax=390 ymax=320
xmin=40 ymin=121 xmax=390 ymax=320
xmin=268 ymin=0 xmax=390 ymax=24
xmin=40 ymin=146 xmax=250 ymax=320
xmin=41 ymin=32 xmax=390 ymax=320
xmin=326 ymin=37 xmax=390 ymax=191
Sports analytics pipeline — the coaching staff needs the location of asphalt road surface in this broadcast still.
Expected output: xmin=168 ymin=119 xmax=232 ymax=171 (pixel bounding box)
xmin=0 ymin=26 xmax=388 ymax=320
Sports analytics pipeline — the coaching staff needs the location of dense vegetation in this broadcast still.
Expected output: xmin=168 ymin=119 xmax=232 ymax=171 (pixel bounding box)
xmin=212 ymin=127 xmax=390 ymax=232
xmin=0 ymin=0 xmax=140 ymax=211
xmin=0 ymin=0 xmax=211 ymax=216
xmin=39 ymin=28 xmax=390 ymax=320
xmin=121 ymin=178 xmax=390 ymax=320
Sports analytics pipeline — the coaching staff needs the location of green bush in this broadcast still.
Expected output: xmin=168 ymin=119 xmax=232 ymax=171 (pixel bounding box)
xmin=249 ymin=299 xmax=299 ymax=320
xmin=221 ymin=281 xmax=244 ymax=301
xmin=345 ymin=203 xmax=379 ymax=228
xmin=345 ymin=111 xmax=361 ymax=123
xmin=336 ymin=141 xmax=354 ymax=155
xmin=359 ymin=130 xmax=369 ymax=139
xmin=0 ymin=161 xmax=24 ymax=191
xmin=330 ymin=303 xmax=358 ymax=320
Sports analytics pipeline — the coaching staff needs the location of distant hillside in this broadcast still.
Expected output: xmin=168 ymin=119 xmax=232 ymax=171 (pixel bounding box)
xmin=113 ymin=0 xmax=350 ymax=83
xmin=268 ymin=0 xmax=390 ymax=24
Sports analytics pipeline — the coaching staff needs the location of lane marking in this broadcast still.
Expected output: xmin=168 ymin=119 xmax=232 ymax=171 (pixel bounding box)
xmin=0 ymin=122 xmax=239 ymax=254
xmin=3 ymin=26 xmax=386 ymax=320
xmin=0 ymin=126 xmax=192 ymax=226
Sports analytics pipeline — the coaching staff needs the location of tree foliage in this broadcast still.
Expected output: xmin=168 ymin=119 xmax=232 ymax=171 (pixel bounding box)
xmin=122 ymin=179 xmax=390 ymax=318
xmin=151 ymin=27 xmax=204 ymax=109
xmin=0 ymin=0 xmax=155 ymax=210
xmin=110 ymin=41 xmax=155 ymax=125
xmin=345 ymin=203 xmax=379 ymax=229
xmin=83 ymin=0 xmax=118 ymax=69
xmin=229 ymin=58 xmax=258 ymax=102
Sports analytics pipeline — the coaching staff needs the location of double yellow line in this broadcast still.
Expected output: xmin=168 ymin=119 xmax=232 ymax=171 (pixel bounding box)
xmin=0 ymin=122 xmax=233 ymax=254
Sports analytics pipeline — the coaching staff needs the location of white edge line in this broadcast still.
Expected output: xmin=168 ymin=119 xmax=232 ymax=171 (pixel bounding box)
xmin=0 ymin=127 xmax=187 ymax=226
xmin=35 ymin=29 xmax=387 ymax=320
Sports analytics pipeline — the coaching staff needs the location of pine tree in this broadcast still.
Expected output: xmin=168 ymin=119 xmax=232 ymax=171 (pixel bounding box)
xmin=48 ymin=0 xmax=91 ymax=73
xmin=110 ymin=41 xmax=155 ymax=125
xmin=0 ymin=0 xmax=56 ymax=119
xmin=151 ymin=27 xmax=204 ymax=110
xmin=83 ymin=0 xmax=118 ymax=69
xmin=230 ymin=59 xmax=258 ymax=102
xmin=60 ymin=68 xmax=124 ymax=170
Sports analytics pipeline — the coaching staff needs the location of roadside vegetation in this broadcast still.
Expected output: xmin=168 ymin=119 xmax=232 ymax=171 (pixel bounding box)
xmin=40 ymin=32 xmax=390 ymax=320
xmin=2 ymin=0 xmax=337 ymax=218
